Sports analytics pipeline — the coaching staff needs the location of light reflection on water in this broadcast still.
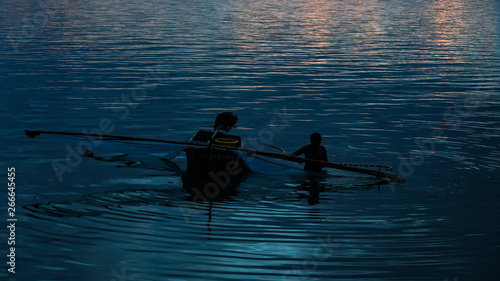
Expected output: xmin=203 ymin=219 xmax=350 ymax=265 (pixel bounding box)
xmin=1 ymin=0 xmax=499 ymax=280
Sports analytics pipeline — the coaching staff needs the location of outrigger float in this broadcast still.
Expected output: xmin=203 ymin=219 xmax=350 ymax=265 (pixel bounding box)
xmin=25 ymin=112 xmax=405 ymax=199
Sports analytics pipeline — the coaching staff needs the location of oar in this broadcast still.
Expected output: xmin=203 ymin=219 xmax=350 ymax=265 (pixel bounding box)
xmin=25 ymin=130 xmax=406 ymax=182
xmin=237 ymin=146 xmax=405 ymax=182
xmin=25 ymin=130 xmax=202 ymax=146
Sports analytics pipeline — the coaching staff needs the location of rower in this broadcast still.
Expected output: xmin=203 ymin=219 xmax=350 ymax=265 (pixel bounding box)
xmin=291 ymin=133 xmax=328 ymax=173
xmin=213 ymin=112 xmax=238 ymax=133
xmin=189 ymin=112 xmax=242 ymax=147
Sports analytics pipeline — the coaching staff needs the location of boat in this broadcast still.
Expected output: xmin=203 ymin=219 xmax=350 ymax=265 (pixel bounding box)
xmin=25 ymin=112 xmax=406 ymax=200
xmin=182 ymin=112 xmax=247 ymax=200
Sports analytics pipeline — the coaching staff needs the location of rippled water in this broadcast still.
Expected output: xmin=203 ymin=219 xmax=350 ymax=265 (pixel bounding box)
xmin=1 ymin=0 xmax=499 ymax=280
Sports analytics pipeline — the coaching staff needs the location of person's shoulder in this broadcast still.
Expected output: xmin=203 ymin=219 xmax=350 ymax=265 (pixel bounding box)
xmin=303 ymin=144 xmax=317 ymax=151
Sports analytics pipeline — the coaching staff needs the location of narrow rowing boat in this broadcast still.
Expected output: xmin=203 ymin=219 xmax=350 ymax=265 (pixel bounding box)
xmin=25 ymin=112 xmax=405 ymax=200
xmin=25 ymin=128 xmax=406 ymax=182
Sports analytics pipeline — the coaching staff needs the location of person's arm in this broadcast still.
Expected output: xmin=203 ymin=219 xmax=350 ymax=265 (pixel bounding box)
xmin=322 ymin=146 xmax=328 ymax=162
xmin=291 ymin=146 xmax=306 ymax=157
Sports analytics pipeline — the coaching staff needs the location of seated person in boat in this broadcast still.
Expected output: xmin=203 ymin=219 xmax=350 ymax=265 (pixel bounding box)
xmin=291 ymin=133 xmax=328 ymax=173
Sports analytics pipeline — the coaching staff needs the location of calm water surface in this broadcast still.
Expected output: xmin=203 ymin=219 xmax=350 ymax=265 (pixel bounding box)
xmin=1 ymin=0 xmax=499 ymax=280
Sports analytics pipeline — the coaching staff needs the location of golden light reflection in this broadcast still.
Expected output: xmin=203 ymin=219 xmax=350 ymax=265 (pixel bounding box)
xmin=229 ymin=0 xmax=390 ymax=68
xmin=430 ymin=0 xmax=468 ymax=48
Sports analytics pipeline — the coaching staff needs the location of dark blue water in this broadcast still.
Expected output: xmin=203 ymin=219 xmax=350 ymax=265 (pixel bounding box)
xmin=1 ymin=0 xmax=499 ymax=280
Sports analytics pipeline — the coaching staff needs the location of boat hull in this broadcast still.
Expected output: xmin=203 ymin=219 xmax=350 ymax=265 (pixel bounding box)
xmin=182 ymin=147 xmax=247 ymax=201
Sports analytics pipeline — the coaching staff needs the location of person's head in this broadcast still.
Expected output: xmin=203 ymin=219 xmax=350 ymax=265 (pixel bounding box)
xmin=310 ymin=133 xmax=322 ymax=147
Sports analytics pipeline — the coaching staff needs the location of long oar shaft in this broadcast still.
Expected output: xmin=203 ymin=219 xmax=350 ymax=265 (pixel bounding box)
xmin=25 ymin=130 xmax=405 ymax=182
xmin=25 ymin=130 xmax=200 ymax=146
xmin=239 ymin=147 xmax=405 ymax=182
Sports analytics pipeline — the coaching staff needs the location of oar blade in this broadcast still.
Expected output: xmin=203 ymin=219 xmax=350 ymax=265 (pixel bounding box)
xmin=25 ymin=130 xmax=41 ymax=139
